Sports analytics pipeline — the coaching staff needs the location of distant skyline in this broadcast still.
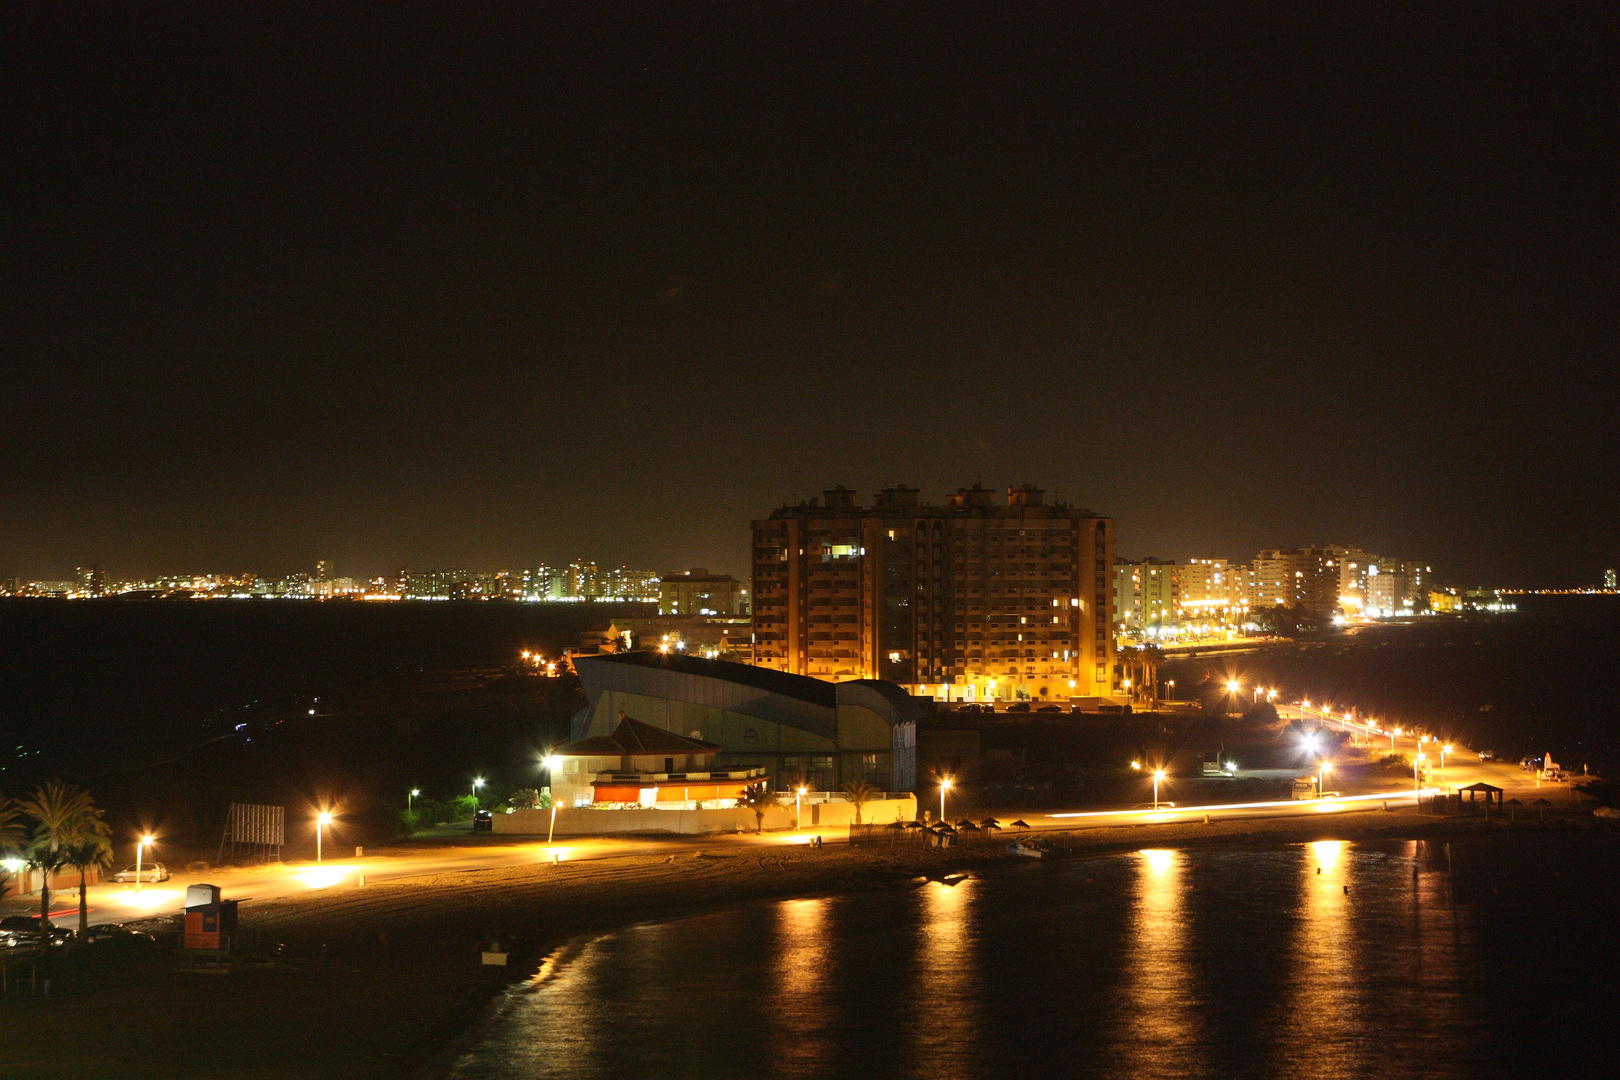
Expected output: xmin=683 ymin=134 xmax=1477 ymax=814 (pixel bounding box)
xmin=3 ymin=7 xmax=1615 ymax=589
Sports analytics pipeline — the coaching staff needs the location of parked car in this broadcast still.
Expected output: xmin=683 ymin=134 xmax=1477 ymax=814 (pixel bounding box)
xmin=1036 ymin=704 xmax=1063 ymax=713
xmin=0 ymin=915 xmax=73 ymax=947
xmin=473 ymin=809 xmax=494 ymax=831
xmin=1478 ymin=750 xmax=1495 ymax=761
xmin=111 ymin=863 xmax=169 ymax=884
xmin=82 ymin=923 xmax=156 ymax=948
xmin=1006 ymin=702 xmax=1031 ymax=713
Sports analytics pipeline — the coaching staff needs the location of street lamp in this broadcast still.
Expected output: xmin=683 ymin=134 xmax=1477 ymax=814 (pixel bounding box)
xmin=1153 ymin=769 xmax=1166 ymax=811
xmin=472 ymin=777 xmax=485 ymax=803
xmin=1318 ymin=760 xmax=1332 ymax=799
xmin=316 ymin=811 xmax=332 ymax=863
xmin=135 ymin=834 xmax=153 ymax=891
xmin=543 ymin=755 xmax=562 ymax=844
xmin=1414 ymin=753 xmax=1426 ymax=791
xmin=796 ymin=786 xmax=807 ymax=830
xmin=940 ymin=777 xmax=952 ymax=823
xmin=1441 ymin=744 xmax=1452 ymax=786
xmin=408 ymin=788 xmax=419 ymax=811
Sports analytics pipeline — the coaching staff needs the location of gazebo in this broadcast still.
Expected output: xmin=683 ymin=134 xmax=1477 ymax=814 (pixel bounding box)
xmin=1459 ymin=782 xmax=1503 ymax=813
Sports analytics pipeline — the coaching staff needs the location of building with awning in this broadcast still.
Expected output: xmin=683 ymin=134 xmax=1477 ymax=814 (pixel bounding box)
xmin=568 ymin=652 xmax=921 ymax=794
xmin=550 ymin=712 xmax=767 ymax=807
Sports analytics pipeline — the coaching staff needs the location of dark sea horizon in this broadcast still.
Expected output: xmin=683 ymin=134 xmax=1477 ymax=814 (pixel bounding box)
xmin=3 ymin=594 xmax=1617 ymax=787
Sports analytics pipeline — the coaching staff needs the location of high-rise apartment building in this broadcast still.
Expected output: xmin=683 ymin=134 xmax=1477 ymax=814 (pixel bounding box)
xmin=1253 ymin=547 xmax=1344 ymax=613
xmin=1112 ymin=557 xmax=1178 ymax=630
xmin=752 ymin=484 xmax=1115 ymax=702
xmin=1606 ymin=568 xmax=1617 ymax=590
xmin=659 ymin=569 xmax=747 ymax=616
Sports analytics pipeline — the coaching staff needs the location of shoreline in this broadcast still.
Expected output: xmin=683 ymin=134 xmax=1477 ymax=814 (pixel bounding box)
xmin=3 ymin=809 xmax=1609 ymax=1080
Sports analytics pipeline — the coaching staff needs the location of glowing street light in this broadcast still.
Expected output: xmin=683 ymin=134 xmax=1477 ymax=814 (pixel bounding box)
xmin=543 ymin=755 xmax=562 ymax=844
xmin=1414 ymin=753 xmax=1426 ymax=791
xmin=135 ymin=834 xmax=154 ymax=892
xmin=1153 ymin=768 xmax=1167 ymax=811
xmin=1130 ymin=759 xmax=1141 ymax=770
xmin=316 ymin=811 xmax=332 ymax=863
xmin=1441 ymin=743 xmax=1452 ymax=786
xmin=940 ymin=777 xmax=953 ymax=823
xmin=472 ymin=777 xmax=485 ymax=802
xmin=796 ymin=786 xmax=807 ymax=830
xmin=1392 ymin=726 xmax=1401 ymax=750
xmin=1318 ymin=760 xmax=1333 ymax=799
xmin=408 ymin=788 xmax=419 ymax=811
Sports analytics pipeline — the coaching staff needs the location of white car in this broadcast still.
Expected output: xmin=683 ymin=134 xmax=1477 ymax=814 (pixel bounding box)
xmin=111 ymin=863 xmax=169 ymax=884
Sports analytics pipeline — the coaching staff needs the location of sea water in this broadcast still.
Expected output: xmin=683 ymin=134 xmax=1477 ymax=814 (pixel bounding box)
xmin=446 ymin=834 xmax=1617 ymax=1080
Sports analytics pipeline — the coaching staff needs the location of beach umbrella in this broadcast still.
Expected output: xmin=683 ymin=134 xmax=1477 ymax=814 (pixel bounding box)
xmin=885 ymin=820 xmax=906 ymax=830
xmin=904 ymin=820 xmax=926 ymax=829
xmin=980 ymin=819 xmax=1002 ymax=831
xmin=1533 ymin=797 xmax=1552 ymax=822
xmin=1011 ymin=819 xmax=1031 ymax=830
xmin=1506 ymin=797 xmax=1523 ymax=821
xmin=957 ymin=820 xmax=980 ymax=831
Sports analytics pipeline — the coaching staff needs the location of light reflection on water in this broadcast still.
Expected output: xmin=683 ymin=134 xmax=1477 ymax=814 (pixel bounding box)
xmin=1112 ymin=848 xmax=1204 ymax=1078
xmin=443 ymin=838 xmax=1613 ymax=1080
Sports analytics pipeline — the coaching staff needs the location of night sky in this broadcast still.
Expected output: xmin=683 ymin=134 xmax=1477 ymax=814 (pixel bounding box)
xmin=3 ymin=5 xmax=1615 ymax=586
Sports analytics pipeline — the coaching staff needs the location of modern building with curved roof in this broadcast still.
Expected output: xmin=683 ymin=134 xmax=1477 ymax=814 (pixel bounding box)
xmin=570 ymin=651 xmax=920 ymax=792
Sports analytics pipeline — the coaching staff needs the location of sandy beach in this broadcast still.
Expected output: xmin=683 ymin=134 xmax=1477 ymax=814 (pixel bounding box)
xmin=0 ymin=805 xmax=1604 ymax=1080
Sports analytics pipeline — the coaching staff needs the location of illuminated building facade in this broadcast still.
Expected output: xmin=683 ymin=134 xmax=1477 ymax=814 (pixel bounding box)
xmin=1113 ymin=557 xmax=1179 ymax=631
xmin=659 ymin=569 xmax=748 ymax=616
xmin=752 ymin=484 xmax=1115 ymax=702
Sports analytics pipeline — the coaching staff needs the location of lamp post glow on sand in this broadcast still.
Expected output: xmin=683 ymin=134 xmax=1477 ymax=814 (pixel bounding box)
xmin=316 ymin=811 xmax=332 ymax=863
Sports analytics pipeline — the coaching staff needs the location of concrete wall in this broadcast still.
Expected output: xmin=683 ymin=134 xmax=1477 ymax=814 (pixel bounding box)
xmin=492 ymin=795 xmax=918 ymax=837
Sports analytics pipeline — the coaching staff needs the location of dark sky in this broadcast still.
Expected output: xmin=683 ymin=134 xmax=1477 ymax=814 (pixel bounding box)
xmin=2 ymin=4 xmax=1616 ymax=587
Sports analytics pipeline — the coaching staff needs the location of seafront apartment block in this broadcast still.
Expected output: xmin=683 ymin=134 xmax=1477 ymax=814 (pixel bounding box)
xmin=751 ymin=484 xmax=1116 ymax=703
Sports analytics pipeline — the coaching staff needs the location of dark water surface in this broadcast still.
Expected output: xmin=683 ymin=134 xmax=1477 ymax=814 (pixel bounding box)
xmin=448 ymin=835 xmax=1617 ymax=1080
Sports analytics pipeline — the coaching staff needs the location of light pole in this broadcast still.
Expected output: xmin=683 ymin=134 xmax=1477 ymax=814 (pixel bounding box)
xmin=543 ymin=755 xmax=561 ymax=845
xmin=940 ymin=777 xmax=952 ymax=823
xmin=408 ymin=788 xmax=419 ymax=812
xmin=1441 ymin=744 xmax=1451 ymax=786
xmin=1391 ymin=726 xmax=1400 ymax=751
xmin=135 ymin=835 xmax=153 ymax=891
xmin=1414 ymin=753 xmax=1425 ymax=791
xmin=1318 ymin=760 xmax=1332 ymax=799
xmin=1153 ymin=769 xmax=1166 ymax=810
xmin=316 ymin=811 xmax=331 ymax=863
xmin=472 ymin=777 xmax=484 ymax=805
xmin=795 ymin=786 xmax=807 ymax=830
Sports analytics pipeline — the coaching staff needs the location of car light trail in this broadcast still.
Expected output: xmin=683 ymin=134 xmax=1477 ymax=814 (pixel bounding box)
xmin=1048 ymin=788 xmax=1434 ymax=821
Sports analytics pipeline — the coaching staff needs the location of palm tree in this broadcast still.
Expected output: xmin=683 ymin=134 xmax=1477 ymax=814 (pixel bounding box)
xmin=737 ymin=782 xmax=775 ymax=834
xmin=841 ymin=780 xmax=879 ymax=825
xmin=16 ymin=780 xmax=103 ymax=923
xmin=1139 ymin=644 xmax=1164 ymax=707
xmin=61 ymin=823 xmax=114 ymax=935
xmin=0 ymin=797 xmax=24 ymax=896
